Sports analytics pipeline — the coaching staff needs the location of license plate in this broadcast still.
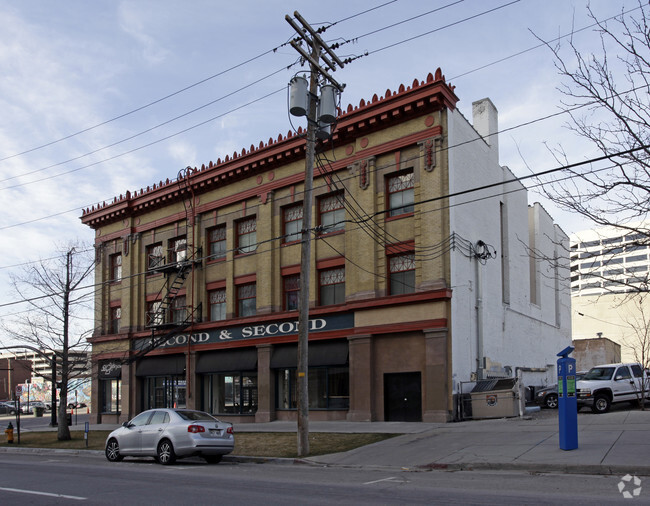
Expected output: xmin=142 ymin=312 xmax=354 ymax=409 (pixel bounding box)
xmin=209 ymin=429 xmax=222 ymax=436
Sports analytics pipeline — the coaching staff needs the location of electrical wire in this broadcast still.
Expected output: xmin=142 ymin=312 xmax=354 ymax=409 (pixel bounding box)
xmin=0 ymin=144 xmax=645 ymax=313
xmin=0 ymin=1 xmax=401 ymax=166
xmin=0 ymin=0 xmax=519 ymax=189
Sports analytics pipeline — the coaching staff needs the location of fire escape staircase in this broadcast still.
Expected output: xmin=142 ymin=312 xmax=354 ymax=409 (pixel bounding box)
xmin=133 ymin=246 xmax=203 ymax=361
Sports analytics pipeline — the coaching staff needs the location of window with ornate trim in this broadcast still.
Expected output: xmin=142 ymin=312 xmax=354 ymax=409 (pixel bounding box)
xmin=284 ymin=274 xmax=300 ymax=311
xmin=208 ymin=225 xmax=227 ymax=260
xmin=387 ymin=170 xmax=414 ymax=217
xmin=147 ymin=243 xmax=164 ymax=270
xmin=389 ymin=253 xmax=415 ymax=295
xmin=237 ymin=217 xmax=257 ymax=254
xmin=283 ymin=204 xmax=303 ymax=243
xmin=319 ymin=267 xmax=345 ymax=305
xmin=237 ymin=283 xmax=256 ymax=317
xmin=170 ymin=237 xmax=187 ymax=263
xmin=110 ymin=253 xmax=122 ymax=282
xmin=209 ymin=289 xmax=226 ymax=321
xmin=319 ymin=193 xmax=345 ymax=233
xmin=147 ymin=300 xmax=163 ymax=326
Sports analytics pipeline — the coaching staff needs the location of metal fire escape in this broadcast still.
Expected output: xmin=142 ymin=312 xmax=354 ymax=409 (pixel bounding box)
xmin=133 ymin=166 xmax=202 ymax=361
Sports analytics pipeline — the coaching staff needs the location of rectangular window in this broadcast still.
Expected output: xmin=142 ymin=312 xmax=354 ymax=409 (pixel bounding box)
xmin=147 ymin=300 xmax=163 ymax=326
xmin=237 ymin=217 xmax=257 ymax=254
xmin=209 ymin=289 xmax=226 ymax=321
xmin=319 ymin=267 xmax=345 ymax=305
xmin=110 ymin=253 xmax=122 ymax=282
xmin=101 ymin=379 xmax=121 ymax=414
xmin=110 ymin=306 xmax=121 ymax=334
xmin=284 ymin=274 xmax=300 ymax=311
xmin=237 ymin=283 xmax=256 ymax=317
xmin=319 ymin=193 xmax=345 ymax=233
xmin=147 ymin=243 xmax=164 ymax=270
xmin=208 ymin=225 xmax=227 ymax=260
xmin=170 ymin=237 xmax=187 ymax=263
xmin=283 ymin=204 xmax=303 ymax=243
xmin=389 ymin=253 xmax=415 ymax=295
xmin=203 ymin=373 xmax=258 ymax=415
xmin=172 ymin=295 xmax=187 ymax=324
xmin=387 ymin=170 xmax=414 ymax=217
xmin=277 ymin=366 xmax=349 ymax=410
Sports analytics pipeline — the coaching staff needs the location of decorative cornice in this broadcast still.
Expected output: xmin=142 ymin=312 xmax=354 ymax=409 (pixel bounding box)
xmin=81 ymin=68 xmax=458 ymax=229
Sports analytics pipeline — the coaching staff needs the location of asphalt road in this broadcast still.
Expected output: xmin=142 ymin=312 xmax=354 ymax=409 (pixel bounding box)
xmin=0 ymin=451 xmax=641 ymax=504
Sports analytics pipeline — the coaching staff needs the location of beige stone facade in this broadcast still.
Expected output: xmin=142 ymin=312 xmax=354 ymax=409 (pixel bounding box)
xmin=82 ymin=69 xmax=460 ymax=424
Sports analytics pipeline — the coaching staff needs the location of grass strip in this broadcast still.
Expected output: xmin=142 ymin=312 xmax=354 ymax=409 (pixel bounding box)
xmin=0 ymin=431 xmax=395 ymax=458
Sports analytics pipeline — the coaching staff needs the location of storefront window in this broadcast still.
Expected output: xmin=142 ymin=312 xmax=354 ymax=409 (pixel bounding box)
xmin=203 ymin=373 xmax=257 ymax=415
xmin=101 ymin=379 xmax=121 ymax=413
xmin=144 ymin=376 xmax=186 ymax=410
xmin=276 ymin=366 xmax=349 ymax=410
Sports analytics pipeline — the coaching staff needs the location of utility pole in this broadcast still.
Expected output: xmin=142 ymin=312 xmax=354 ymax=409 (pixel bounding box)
xmin=285 ymin=11 xmax=345 ymax=457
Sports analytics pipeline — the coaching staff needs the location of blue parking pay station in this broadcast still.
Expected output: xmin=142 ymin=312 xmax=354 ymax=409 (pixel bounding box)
xmin=557 ymin=346 xmax=578 ymax=450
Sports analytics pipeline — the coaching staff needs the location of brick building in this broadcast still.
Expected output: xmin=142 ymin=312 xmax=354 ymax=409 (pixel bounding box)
xmin=81 ymin=69 xmax=570 ymax=425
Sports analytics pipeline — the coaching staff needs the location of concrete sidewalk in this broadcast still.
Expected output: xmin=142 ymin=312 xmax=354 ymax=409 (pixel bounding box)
xmin=298 ymin=409 xmax=650 ymax=476
xmin=3 ymin=408 xmax=649 ymax=476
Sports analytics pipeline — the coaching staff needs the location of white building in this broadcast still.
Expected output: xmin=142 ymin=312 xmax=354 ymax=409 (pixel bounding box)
xmin=571 ymin=223 xmax=650 ymax=363
xmin=449 ymin=98 xmax=572 ymax=392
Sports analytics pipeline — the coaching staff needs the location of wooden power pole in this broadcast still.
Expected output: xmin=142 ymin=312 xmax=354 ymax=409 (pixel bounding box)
xmin=285 ymin=11 xmax=345 ymax=457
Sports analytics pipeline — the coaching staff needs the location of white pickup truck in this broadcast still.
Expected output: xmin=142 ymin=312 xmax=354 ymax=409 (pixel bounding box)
xmin=577 ymin=363 xmax=649 ymax=413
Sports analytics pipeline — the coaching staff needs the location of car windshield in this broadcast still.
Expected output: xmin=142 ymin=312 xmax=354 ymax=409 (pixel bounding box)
xmin=175 ymin=410 xmax=217 ymax=422
xmin=583 ymin=367 xmax=615 ymax=380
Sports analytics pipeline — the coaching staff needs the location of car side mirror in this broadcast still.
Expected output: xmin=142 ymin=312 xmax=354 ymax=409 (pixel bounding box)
xmin=122 ymin=421 xmax=131 ymax=428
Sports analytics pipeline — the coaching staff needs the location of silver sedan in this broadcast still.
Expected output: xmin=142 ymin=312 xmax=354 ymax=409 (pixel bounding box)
xmin=105 ymin=408 xmax=234 ymax=465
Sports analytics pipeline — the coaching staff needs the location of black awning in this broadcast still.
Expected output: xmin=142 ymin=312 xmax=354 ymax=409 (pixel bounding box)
xmin=195 ymin=348 xmax=257 ymax=373
xmin=271 ymin=340 xmax=348 ymax=368
xmin=136 ymin=355 xmax=185 ymax=376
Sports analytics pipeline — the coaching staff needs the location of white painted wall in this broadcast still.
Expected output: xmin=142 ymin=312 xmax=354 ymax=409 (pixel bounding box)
xmin=447 ymin=100 xmax=571 ymax=392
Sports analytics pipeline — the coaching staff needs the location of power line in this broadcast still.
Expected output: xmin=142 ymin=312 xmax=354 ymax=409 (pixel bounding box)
xmin=0 ymin=1 xmax=400 ymax=166
xmin=0 ymin=0 xmax=517 ymax=190
xmin=0 ymin=144 xmax=644 ymax=312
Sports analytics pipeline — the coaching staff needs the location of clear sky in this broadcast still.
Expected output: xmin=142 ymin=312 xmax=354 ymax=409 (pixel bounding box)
xmin=0 ymin=0 xmax=642 ymax=314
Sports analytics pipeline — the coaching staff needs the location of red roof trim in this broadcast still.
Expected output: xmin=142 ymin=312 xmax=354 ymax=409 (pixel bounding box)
xmin=81 ymin=69 xmax=457 ymax=229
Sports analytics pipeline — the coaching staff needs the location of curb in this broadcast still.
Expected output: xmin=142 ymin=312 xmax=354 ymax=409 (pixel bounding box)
xmin=3 ymin=446 xmax=650 ymax=477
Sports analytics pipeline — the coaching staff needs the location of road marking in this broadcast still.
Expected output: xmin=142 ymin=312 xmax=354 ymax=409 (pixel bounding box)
xmin=363 ymin=477 xmax=399 ymax=485
xmin=0 ymin=486 xmax=86 ymax=500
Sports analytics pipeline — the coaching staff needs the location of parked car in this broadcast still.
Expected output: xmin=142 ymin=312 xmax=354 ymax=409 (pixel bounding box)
xmin=535 ymin=385 xmax=559 ymax=409
xmin=0 ymin=401 xmax=19 ymax=415
xmin=534 ymin=371 xmax=587 ymax=409
xmin=67 ymin=402 xmax=87 ymax=410
xmin=21 ymin=401 xmax=47 ymax=414
xmin=577 ymin=363 xmax=650 ymax=413
xmin=105 ymin=408 xmax=234 ymax=465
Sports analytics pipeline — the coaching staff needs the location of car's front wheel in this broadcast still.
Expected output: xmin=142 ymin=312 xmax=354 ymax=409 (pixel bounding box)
xmin=545 ymin=394 xmax=558 ymax=409
xmin=105 ymin=438 xmax=123 ymax=462
xmin=157 ymin=439 xmax=176 ymax=465
xmin=592 ymin=394 xmax=611 ymax=414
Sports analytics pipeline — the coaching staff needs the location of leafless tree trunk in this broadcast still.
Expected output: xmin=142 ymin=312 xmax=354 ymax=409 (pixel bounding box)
xmin=1 ymin=244 xmax=95 ymax=440
xmin=621 ymin=297 xmax=650 ymax=410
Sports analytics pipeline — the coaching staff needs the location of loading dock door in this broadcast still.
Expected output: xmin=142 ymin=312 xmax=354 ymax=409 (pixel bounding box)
xmin=384 ymin=372 xmax=422 ymax=422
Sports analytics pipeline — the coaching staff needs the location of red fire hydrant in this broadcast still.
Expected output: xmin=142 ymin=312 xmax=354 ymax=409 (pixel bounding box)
xmin=5 ymin=422 xmax=14 ymax=444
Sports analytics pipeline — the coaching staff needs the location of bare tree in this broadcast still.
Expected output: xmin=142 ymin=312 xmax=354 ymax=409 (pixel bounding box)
xmin=1 ymin=244 xmax=95 ymax=440
xmin=530 ymin=3 xmax=650 ymax=370
xmin=621 ymin=296 xmax=650 ymax=410
xmin=536 ymin=2 xmax=650 ymax=239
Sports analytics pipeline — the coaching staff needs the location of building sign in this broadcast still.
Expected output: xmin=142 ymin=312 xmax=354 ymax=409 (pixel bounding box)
xmin=133 ymin=312 xmax=355 ymax=351
xmin=99 ymin=360 xmax=122 ymax=379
